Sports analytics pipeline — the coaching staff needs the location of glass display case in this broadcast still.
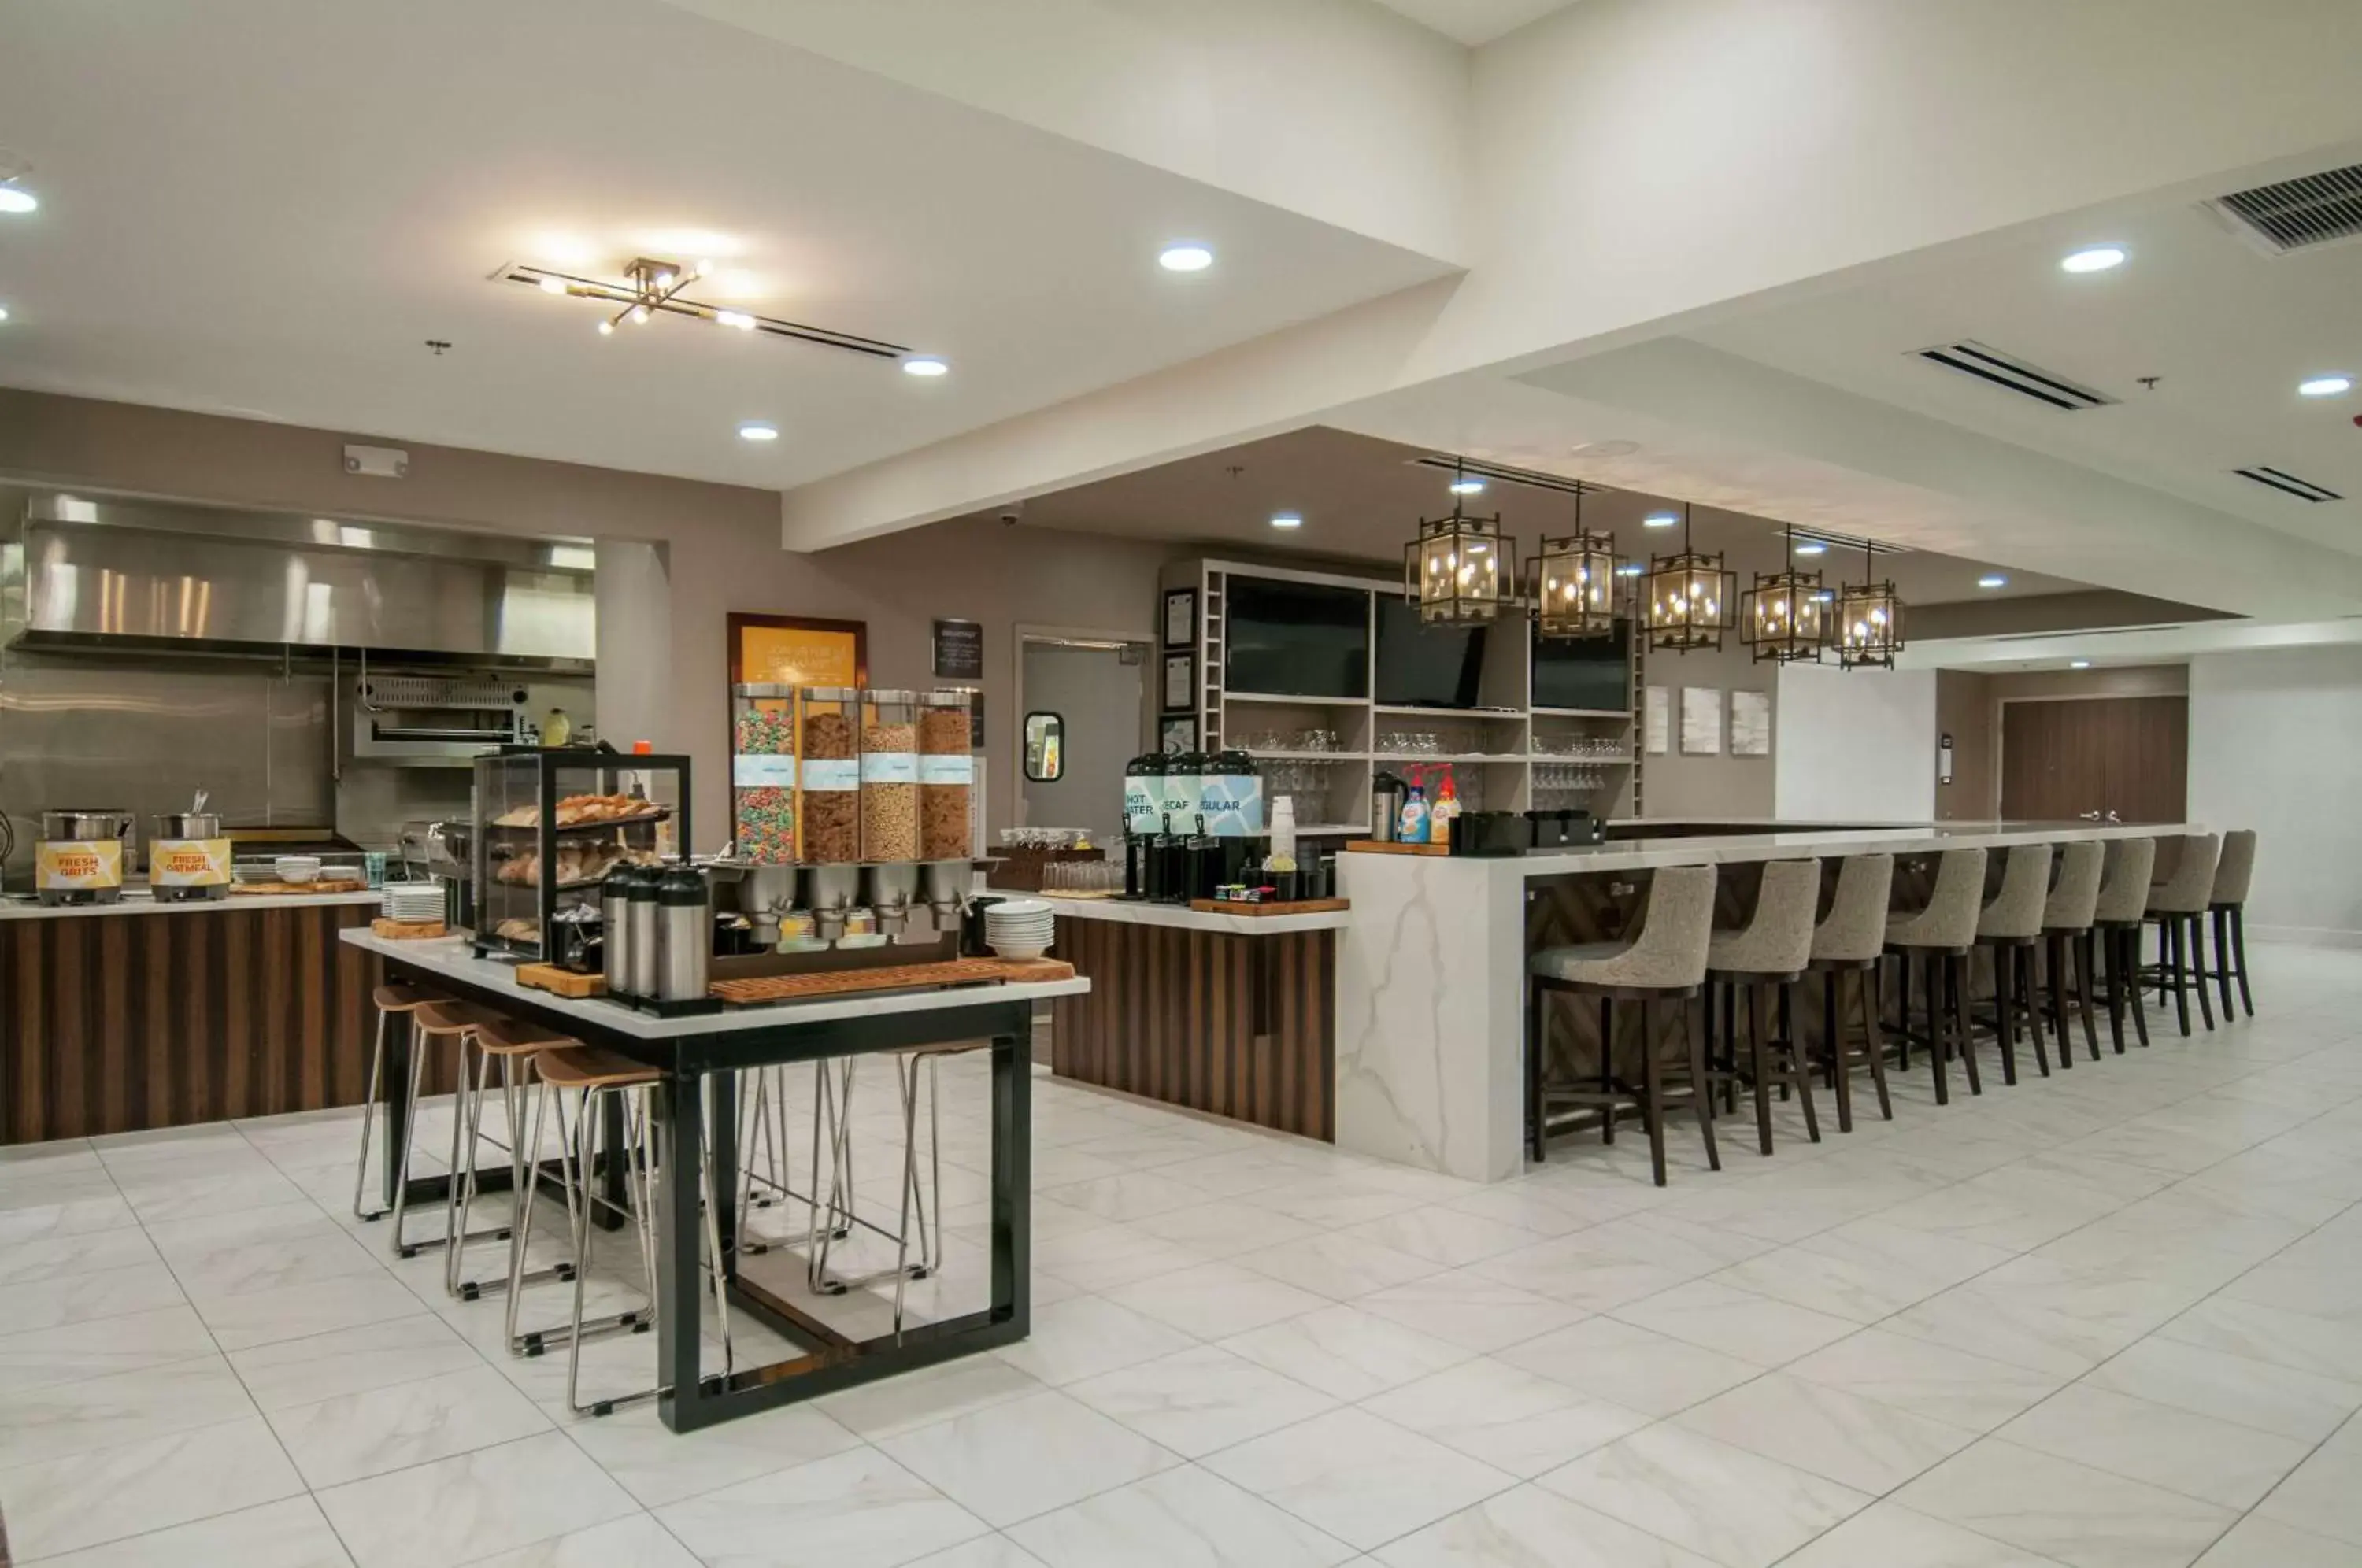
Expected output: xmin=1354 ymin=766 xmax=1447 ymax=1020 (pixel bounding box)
xmin=471 ymin=749 xmax=692 ymax=961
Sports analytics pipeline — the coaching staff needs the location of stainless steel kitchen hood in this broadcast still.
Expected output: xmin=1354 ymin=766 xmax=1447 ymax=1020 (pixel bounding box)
xmin=2 ymin=491 xmax=595 ymax=664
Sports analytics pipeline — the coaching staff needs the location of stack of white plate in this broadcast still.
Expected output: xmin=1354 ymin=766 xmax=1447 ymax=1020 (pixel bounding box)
xmin=983 ymin=898 xmax=1054 ymax=960
xmin=381 ymin=882 xmax=445 ymax=923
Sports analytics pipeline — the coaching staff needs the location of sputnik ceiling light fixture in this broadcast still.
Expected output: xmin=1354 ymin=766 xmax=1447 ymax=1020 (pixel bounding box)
xmin=497 ymin=257 xmax=928 ymax=367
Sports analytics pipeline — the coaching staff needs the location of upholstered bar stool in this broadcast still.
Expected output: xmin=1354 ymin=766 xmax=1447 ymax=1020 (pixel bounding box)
xmin=2147 ymin=833 xmax=2222 ymax=1036
xmin=390 ymin=1000 xmax=516 ymax=1262
xmin=1975 ymin=844 xmax=2054 ymax=1085
xmin=2038 ymin=840 xmax=2106 ymax=1066
xmin=449 ymin=1014 xmax=576 ymax=1301
xmin=1884 ymin=847 xmax=1988 ymax=1106
xmin=353 ymin=982 xmax=445 ymax=1223
xmin=2206 ymin=830 xmax=2258 ymax=1020
xmin=2092 ymin=836 xmax=2157 ymax=1052
xmin=1528 ymin=864 xmax=1719 ymax=1186
xmin=1704 ymin=858 xmax=1823 ymax=1156
xmin=1808 ymin=853 xmax=1895 ymax=1133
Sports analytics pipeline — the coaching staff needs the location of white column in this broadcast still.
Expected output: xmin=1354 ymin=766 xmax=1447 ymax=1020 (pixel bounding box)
xmin=591 ymin=538 xmax=672 ymax=752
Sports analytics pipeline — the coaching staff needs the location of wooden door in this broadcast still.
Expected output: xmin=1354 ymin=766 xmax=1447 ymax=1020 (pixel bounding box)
xmin=2000 ymin=696 xmax=2187 ymax=822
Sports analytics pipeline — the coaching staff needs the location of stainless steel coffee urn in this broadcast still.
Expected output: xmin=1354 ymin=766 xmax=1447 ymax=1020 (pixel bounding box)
xmin=626 ymin=864 xmax=661 ymax=998
xmin=655 ymin=865 xmax=713 ymax=1002
xmin=602 ymin=865 xmax=637 ymax=993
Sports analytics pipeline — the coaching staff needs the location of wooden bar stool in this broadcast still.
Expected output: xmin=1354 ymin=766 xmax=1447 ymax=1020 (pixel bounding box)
xmin=1528 ymin=864 xmax=1719 ymax=1186
xmin=389 ymin=1000 xmax=513 ymax=1262
xmin=2146 ymin=834 xmax=2221 ymax=1037
xmin=449 ymin=1014 xmax=576 ymax=1301
xmin=352 ymin=982 xmax=444 ymax=1223
xmin=1884 ymin=847 xmax=1987 ymax=1106
xmin=1807 ymin=853 xmax=1895 ymax=1133
xmin=1974 ymin=844 xmax=2054 ymax=1085
xmin=2038 ymin=840 xmax=2106 ymax=1066
xmin=2092 ymin=837 xmax=2157 ymax=1052
xmin=1703 ymin=858 xmax=1823 ymax=1156
xmin=507 ymin=1044 xmax=734 ymax=1418
xmin=2205 ymin=830 xmax=2258 ymax=1020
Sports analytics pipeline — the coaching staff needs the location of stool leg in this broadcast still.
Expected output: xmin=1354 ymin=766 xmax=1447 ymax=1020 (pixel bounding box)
xmin=353 ymin=1008 xmax=392 ymax=1222
xmin=2190 ymin=915 xmax=2216 ymax=1032
xmin=1746 ymin=984 xmax=1774 ymax=1157
xmin=390 ymin=1037 xmax=431 ymax=1257
xmin=1684 ymin=996 xmax=1719 ymax=1174
xmin=1642 ymin=1000 xmax=1668 ymax=1188
xmin=2076 ymin=933 xmax=2101 ymax=1061
xmin=2232 ymin=906 xmax=2254 ymax=1017
xmin=1923 ymin=954 xmax=1949 ymax=1106
xmin=2023 ymin=947 xmax=2050 ymax=1078
xmin=2211 ymin=908 xmax=2235 ymax=1023
xmin=1953 ymin=956 xmax=1982 ymax=1096
xmin=1598 ymin=997 xmax=1616 ymax=1146
xmin=2124 ymin=929 xmax=2152 ymax=1048
xmin=505 ymin=1076 xmax=551 ymax=1352
xmin=1825 ymin=971 xmax=1852 ymax=1134
xmin=1861 ymin=971 xmax=1894 ymax=1120
xmin=1525 ymin=982 xmax=1546 ymax=1163
xmin=1894 ymin=954 xmax=1912 ymax=1071
xmin=2103 ymin=930 xmax=2126 ymax=1052
xmin=1993 ymin=947 xmax=2020 ymax=1086
xmin=1784 ymin=982 xmax=1820 ymax=1143
xmin=2169 ymin=918 xmax=2192 ymax=1037
xmin=2043 ymin=937 xmax=2068 ymax=1074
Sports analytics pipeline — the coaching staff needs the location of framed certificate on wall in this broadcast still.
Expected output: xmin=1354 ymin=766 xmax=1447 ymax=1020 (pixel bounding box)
xmin=1163 ymin=651 xmax=1196 ymax=712
xmin=1163 ymin=588 xmax=1198 ymax=649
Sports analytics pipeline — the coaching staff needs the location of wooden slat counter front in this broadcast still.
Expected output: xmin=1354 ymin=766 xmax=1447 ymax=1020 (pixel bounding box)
xmin=1010 ymin=893 xmax=1352 ymax=1141
xmin=1 ymin=890 xmax=387 ymax=1143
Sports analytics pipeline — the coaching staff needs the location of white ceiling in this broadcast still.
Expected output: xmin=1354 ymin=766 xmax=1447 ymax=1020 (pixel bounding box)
xmin=0 ymin=0 xmax=1450 ymax=490
xmin=1694 ymin=194 xmax=2362 ymax=556
xmin=1365 ymin=0 xmax=1579 ymax=46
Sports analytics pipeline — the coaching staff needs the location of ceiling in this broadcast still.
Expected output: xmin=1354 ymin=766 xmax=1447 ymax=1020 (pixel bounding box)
xmin=978 ymin=425 xmax=2090 ymax=604
xmin=0 ymin=0 xmax=1449 ymax=490
xmin=1365 ymin=0 xmax=1580 ymax=46
xmin=1694 ymin=192 xmax=2362 ymax=556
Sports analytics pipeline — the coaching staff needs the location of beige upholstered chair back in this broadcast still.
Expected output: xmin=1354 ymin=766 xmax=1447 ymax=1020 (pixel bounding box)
xmin=2149 ymin=834 xmax=2220 ymax=916
xmin=2210 ymin=830 xmax=2256 ymax=907
xmin=1977 ymin=844 xmax=2053 ymax=941
xmin=1812 ymin=853 xmax=1895 ymax=965
xmin=2094 ymin=838 xmax=2157 ymax=923
xmin=1708 ymin=859 xmax=1821 ymax=975
xmin=1626 ymin=864 xmax=1719 ymax=990
xmin=2041 ymin=840 xmax=2105 ymax=931
xmin=1888 ymin=848 xmax=1989 ymax=950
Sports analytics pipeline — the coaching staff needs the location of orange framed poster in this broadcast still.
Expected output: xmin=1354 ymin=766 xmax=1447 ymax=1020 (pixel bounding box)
xmin=729 ymin=614 xmax=867 ymax=690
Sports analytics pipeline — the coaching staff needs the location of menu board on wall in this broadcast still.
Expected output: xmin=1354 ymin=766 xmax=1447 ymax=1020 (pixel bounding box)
xmin=1680 ymin=686 xmax=1723 ymax=755
xmin=1730 ymin=689 xmax=1772 ymax=756
xmin=1643 ymin=685 xmax=1671 ymax=756
xmin=931 ymin=619 xmax=983 ymax=679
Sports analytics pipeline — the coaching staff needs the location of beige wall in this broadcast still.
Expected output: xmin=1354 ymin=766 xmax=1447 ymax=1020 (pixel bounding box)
xmin=1934 ymin=663 xmax=2189 ymax=819
xmin=1635 ymin=635 xmax=1776 ymax=821
xmin=0 ymin=390 xmax=1183 ymax=841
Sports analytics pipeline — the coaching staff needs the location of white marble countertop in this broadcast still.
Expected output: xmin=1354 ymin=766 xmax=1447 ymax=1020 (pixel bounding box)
xmin=985 ymin=889 xmax=1352 ymax=934
xmin=0 ymin=889 xmax=383 ymax=920
xmin=1347 ymin=821 xmax=2194 ymax=878
xmin=339 ymin=928 xmax=1090 ymax=1040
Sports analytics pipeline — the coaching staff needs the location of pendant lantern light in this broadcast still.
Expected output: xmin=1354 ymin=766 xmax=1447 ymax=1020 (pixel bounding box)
xmin=1740 ymin=526 xmax=1831 ymax=664
xmin=1642 ymin=502 xmax=1736 ymax=653
xmin=1836 ymin=538 xmax=1906 ymax=671
xmin=1527 ymin=486 xmax=1622 ymax=641
xmin=1404 ymin=458 xmax=1514 ymax=625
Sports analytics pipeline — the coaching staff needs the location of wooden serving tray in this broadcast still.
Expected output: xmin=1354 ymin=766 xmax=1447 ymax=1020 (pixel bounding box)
xmin=1189 ymin=898 xmax=1351 ymax=916
xmin=370 ymin=917 xmax=449 ymax=940
xmin=517 ymin=962 xmax=605 ymax=997
xmin=709 ymin=956 xmax=1073 ymax=1006
xmin=234 ymin=878 xmax=369 ymax=896
xmin=1342 ymin=840 xmax=1449 ymax=856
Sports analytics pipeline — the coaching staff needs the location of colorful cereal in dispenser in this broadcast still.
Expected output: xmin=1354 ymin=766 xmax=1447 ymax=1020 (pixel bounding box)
xmin=731 ymin=685 xmax=799 ymax=864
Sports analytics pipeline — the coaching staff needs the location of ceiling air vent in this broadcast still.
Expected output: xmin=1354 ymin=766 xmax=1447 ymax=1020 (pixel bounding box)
xmin=1912 ymin=341 xmax=2114 ymax=412
xmin=2233 ymin=465 xmax=2342 ymax=504
xmin=2209 ymin=163 xmax=2362 ymax=254
xmin=1409 ymin=456 xmax=1599 ymax=498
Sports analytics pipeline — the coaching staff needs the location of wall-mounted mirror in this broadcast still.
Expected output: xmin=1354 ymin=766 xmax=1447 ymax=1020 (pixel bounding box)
xmin=1024 ymin=711 xmax=1064 ymax=782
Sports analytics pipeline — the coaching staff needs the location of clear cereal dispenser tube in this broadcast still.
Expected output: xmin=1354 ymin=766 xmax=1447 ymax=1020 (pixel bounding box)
xmin=797 ymin=687 xmax=862 ymax=865
xmin=731 ymin=683 xmax=798 ymax=865
xmin=918 ymin=689 xmax=975 ymax=862
xmin=860 ymin=689 xmax=920 ymax=864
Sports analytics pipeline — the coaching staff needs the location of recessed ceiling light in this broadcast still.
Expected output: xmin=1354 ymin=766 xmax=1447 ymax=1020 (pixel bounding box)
xmin=716 ymin=309 xmax=757 ymax=331
xmin=538 ymin=276 xmax=567 ymax=296
xmin=1643 ymin=512 xmax=1679 ymax=528
xmin=0 ymin=184 xmax=37 ymax=216
xmin=738 ymin=421 xmax=779 ymax=442
xmin=0 ymin=305 xmax=10 ymax=324
xmin=1269 ymin=512 xmax=1303 ymax=530
xmin=1159 ymin=242 xmax=1214 ymax=272
xmin=1977 ymin=574 xmax=2008 ymax=589
xmin=2060 ymin=244 xmax=2126 ymax=274
xmin=2298 ymin=374 xmax=2353 ymax=398
xmin=2070 ymin=659 xmax=2092 ymax=669
xmin=1794 ymin=542 xmax=1827 ymax=556
xmin=1616 ymin=563 xmax=1645 ymax=577
xmin=1449 ymin=476 xmax=1486 ymax=496
xmin=901 ymin=357 xmax=949 ymax=377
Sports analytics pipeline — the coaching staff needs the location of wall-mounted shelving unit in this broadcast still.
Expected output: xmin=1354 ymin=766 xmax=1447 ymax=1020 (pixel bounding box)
xmin=1159 ymin=557 xmax=1642 ymax=835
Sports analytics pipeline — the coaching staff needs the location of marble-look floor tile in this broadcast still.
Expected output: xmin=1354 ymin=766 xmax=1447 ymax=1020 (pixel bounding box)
xmin=818 ymin=1353 xmax=1046 ymax=1441
xmin=1038 ymin=1172 xmax=1212 ymax=1223
xmin=1776 ymin=1500 xmax=2073 ymax=1567
xmin=1537 ymin=1423 xmax=1870 ymax=1568
xmin=2194 ymin=1514 xmax=2361 ymax=1568
xmin=0 ymin=1304 xmax=217 ymax=1396
xmin=195 ymin=1268 xmax=426 ymax=1352
xmin=0 ymin=1224 xmax=161 ymax=1286
xmin=992 ymin=1295 xmax=1197 ymax=1387
xmin=1201 ymin=1406 xmax=1516 ymax=1553
xmin=879 ymin=1388 xmax=1179 ymax=1528
xmin=0 ymin=1193 xmax=137 ymax=1249
xmin=1361 ymin=1356 xmax=1650 ymax=1478
xmin=457 ymin=1512 xmax=702 ymax=1568
xmin=2079 ymin=1332 xmax=2362 ymax=1444
xmin=1345 ymin=1205 xmax=1546 ymax=1268
xmin=228 ymin=1312 xmax=472 ymax=1411
xmin=112 ymin=1162 xmax=310 ymax=1223
xmin=1353 ymin=1268 xmax=1587 ymax=1353
xmin=1612 ymin=1278 xmax=1860 ymax=1368
xmin=11 ymin=1496 xmax=354 ymax=1567
xmin=1895 ymin=1438 xmax=2238 ymax=1568
xmin=655 ymin=1444 xmax=988 ymax=1568
xmin=1373 ymin=1483 xmax=1720 ymax=1568
xmin=1784 ymin=1328 xmax=2064 ymax=1433
xmin=904 ymin=1537 xmax=1050 ymax=1568
xmin=1105 ymin=1259 xmax=1331 ymax=1338
xmin=1498 ymin=1317 xmax=1763 ymax=1418
xmin=0 ymin=1355 xmax=256 ymax=1469
xmin=265 ymin=1362 xmax=552 ymax=1488
xmin=1219 ymin=1304 xmax=1475 ymax=1401
xmin=1133 ymin=1200 xmax=1321 ymax=1258
xmin=1065 ymin=1343 xmax=1336 ymax=1458
xmin=1234 ymin=1230 xmax=1442 ymax=1300
xmin=2157 ymin=1295 xmax=2362 ymax=1382
xmin=565 ymin=1402 xmax=864 ymax=1509
xmin=0 ymin=1167 xmax=122 ymax=1215
xmin=314 ymin=1430 xmax=638 ymax=1568
xmin=2256 ymin=1419 xmax=2362 ymax=1547
xmin=0 ymin=1261 xmax=185 ymax=1334
xmin=1008 ymin=1463 xmax=1356 ymax=1567
xmin=1675 ymin=1371 xmax=1980 ymax=1493
xmin=1997 ymin=1383 xmax=2313 ymax=1510
xmin=0 ymin=1415 xmax=306 ymax=1560
xmin=1032 ymin=1226 xmax=1212 ymax=1293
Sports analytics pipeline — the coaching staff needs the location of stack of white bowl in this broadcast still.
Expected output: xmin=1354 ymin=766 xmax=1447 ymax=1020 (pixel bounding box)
xmin=381 ymin=883 xmax=445 ymax=924
xmin=983 ymin=898 xmax=1055 ymax=960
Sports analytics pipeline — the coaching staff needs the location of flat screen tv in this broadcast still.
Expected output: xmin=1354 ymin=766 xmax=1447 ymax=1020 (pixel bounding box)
xmin=1224 ymin=577 xmax=1369 ymax=699
xmin=1531 ymin=617 xmax=1631 ymax=712
xmin=1374 ymin=593 xmax=1486 ymax=709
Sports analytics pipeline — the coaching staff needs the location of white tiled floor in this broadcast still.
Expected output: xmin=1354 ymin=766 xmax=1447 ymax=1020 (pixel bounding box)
xmin=6 ymin=944 xmax=2362 ymax=1565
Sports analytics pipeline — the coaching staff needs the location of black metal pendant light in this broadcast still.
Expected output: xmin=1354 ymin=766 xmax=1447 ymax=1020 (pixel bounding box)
xmin=1837 ymin=538 xmax=1905 ymax=670
xmin=1527 ymin=486 xmax=1622 ymax=640
xmin=1405 ymin=458 xmax=1513 ymax=625
xmin=1642 ymin=503 xmax=1736 ymax=653
xmin=1741 ymin=525 xmax=1831 ymax=664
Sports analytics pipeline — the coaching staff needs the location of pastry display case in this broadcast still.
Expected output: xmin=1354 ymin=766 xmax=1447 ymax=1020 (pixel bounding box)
xmin=470 ymin=749 xmax=691 ymax=961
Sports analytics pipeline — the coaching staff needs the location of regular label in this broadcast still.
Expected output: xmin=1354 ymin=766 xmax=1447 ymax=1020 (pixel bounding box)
xmin=733 ymin=755 xmax=798 ymax=788
xmin=1198 ymin=775 xmax=1265 ymax=837
xmin=800 ymin=757 xmax=860 ymax=793
xmin=918 ymin=754 xmax=974 ymax=785
xmin=861 ymin=752 xmax=919 ymax=785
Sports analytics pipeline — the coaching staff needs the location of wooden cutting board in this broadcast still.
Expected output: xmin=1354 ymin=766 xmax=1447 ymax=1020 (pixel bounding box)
xmin=1189 ymin=897 xmax=1350 ymax=916
xmin=1342 ymin=840 xmax=1448 ymax=857
xmin=233 ymin=878 xmax=369 ymax=896
xmin=517 ymin=963 xmax=605 ymax=997
xmin=370 ymin=918 xmax=449 ymax=940
xmin=709 ymin=956 xmax=1073 ymax=1006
